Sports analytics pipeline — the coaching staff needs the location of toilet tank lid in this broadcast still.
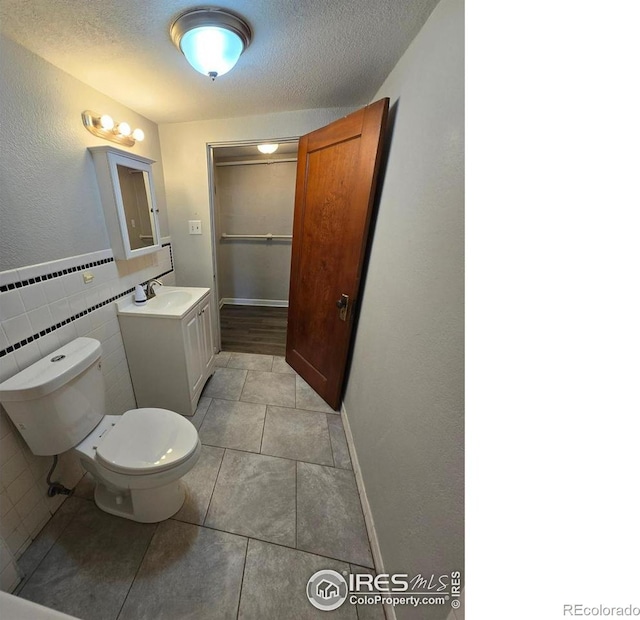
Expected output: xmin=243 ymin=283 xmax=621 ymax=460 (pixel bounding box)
xmin=0 ymin=337 xmax=102 ymax=402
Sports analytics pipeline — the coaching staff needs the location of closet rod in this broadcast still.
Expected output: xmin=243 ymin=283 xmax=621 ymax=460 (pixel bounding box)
xmin=221 ymin=233 xmax=292 ymax=240
xmin=215 ymin=158 xmax=297 ymax=167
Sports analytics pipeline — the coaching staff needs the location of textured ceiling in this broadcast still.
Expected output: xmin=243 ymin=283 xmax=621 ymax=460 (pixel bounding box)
xmin=0 ymin=0 xmax=438 ymax=123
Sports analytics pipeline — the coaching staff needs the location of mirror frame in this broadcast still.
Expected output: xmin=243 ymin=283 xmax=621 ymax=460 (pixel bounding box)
xmin=89 ymin=146 xmax=162 ymax=260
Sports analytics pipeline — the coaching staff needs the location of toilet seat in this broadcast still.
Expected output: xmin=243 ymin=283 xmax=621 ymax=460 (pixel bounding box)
xmin=95 ymin=408 xmax=199 ymax=475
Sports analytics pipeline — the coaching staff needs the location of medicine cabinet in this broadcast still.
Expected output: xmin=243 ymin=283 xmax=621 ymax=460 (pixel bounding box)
xmin=89 ymin=146 xmax=161 ymax=260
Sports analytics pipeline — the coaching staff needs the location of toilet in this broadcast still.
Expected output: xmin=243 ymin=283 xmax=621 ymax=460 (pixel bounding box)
xmin=0 ymin=337 xmax=201 ymax=523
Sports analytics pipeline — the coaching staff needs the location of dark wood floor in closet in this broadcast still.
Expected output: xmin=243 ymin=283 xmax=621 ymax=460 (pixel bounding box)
xmin=220 ymin=305 xmax=288 ymax=356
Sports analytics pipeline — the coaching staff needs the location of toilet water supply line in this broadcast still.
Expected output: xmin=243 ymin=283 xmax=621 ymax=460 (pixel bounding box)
xmin=46 ymin=455 xmax=74 ymax=497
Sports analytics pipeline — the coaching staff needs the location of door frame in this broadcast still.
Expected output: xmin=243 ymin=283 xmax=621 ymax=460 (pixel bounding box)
xmin=206 ymin=138 xmax=300 ymax=352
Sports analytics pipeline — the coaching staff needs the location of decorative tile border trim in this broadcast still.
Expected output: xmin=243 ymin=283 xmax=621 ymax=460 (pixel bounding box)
xmin=0 ymin=258 xmax=114 ymax=293
xmin=0 ymin=268 xmax=174 ymax=358
xmin=1 ymin=240 xmax=174 ymax=358
xmin=162 ymin=242 xmax=174 ymax=271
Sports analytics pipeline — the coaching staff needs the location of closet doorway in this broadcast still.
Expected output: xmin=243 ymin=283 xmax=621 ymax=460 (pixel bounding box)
xmin=208 ymin=139 xmax=299 ymax=356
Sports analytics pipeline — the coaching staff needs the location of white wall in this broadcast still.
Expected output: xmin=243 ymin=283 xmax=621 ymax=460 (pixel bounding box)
xmin=158 ymin=107 xmax=356 ymax=293
xmin=0 ymin=36 xmax=175 ymax=591
xmin=343 ymin=0 xmax=464 ymax=618
xmin=0 ymin=35 xmax=169 ymax=270
xmin=216 ymin=160 xmax=296 ymax=302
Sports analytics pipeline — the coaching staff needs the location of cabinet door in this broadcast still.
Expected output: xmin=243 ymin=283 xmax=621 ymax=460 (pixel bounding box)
xmin=199 ymin=297 xmax=215 ymax=372
xmin=184 ymin=307 xmax=203 ymax=396
xmin=88 ymin=146 xmax=162 ymax=261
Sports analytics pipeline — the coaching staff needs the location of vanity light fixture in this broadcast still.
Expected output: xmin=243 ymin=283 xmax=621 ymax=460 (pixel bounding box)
xmin=257 ymin=143 xmax=278 ymax=155
xmin=170 ymin=8 xmax=252 ymax=81
xmin=81 ymin=111 xmax=145 ymax=147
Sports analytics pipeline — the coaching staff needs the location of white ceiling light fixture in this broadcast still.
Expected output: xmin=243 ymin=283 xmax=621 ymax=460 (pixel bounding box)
xmin=170 ymin=8 xmax=252 ymax=81
xmin=257 ymin=144 xmax=278 ymax=155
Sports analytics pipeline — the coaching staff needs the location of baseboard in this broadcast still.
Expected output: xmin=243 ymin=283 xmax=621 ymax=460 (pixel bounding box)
xmin=219 ymin=298 xmax=289 ymax=308
xmin=341 ymin=402 xmax=396 ymax=620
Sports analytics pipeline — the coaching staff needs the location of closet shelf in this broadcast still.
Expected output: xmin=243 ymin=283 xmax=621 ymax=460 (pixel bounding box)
xmin=221 ymin=233 xmax=292 ymax=241
xmin=215 ymin=158 xmax=297 ymax=167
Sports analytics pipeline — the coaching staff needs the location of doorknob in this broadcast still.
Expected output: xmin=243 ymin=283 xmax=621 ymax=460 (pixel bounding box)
xmin=336 ymin=294 xmax=349 ymax=321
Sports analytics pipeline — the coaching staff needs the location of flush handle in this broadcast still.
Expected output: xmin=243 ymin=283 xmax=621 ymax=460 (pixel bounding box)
xmin=336 ymin=294 xmax=349 ymax=321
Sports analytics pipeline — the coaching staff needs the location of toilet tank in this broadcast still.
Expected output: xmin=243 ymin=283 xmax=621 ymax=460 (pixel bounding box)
xmin=0 ymin=338 xmax=106 ymax=456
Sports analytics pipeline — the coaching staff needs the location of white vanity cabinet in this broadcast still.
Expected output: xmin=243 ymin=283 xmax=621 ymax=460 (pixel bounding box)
xmin=117 ymin=288 xmax=215 ymax=416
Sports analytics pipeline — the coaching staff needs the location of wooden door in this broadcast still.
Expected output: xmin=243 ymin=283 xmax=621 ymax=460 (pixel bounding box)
xmin=286 ymin=98 xmax=389 ymax=410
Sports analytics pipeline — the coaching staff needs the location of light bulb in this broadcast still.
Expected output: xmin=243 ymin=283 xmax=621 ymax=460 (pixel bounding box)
xmin=117 ymin=122 xmax=131 ymax=137
xmin=132 ymin=128 xmax=145 ymax=142
xmin=99 ymin=115 xmax=114 ymax=131
xmin=257 ymin=143 xmax=278 ymax=154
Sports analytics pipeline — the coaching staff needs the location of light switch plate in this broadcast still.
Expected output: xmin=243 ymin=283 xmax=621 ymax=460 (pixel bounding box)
xmin=189 ymin=220 xmax=202 ymax=235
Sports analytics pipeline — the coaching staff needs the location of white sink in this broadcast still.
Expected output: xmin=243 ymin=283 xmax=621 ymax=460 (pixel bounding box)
xmin=117 ymin=286 xmax=210 ymax=319
xmin=148 ymin=290 xmax=193 ymax=311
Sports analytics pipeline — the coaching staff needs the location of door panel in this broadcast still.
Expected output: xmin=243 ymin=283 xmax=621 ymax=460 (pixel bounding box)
xmin=200 ymin=298 xmax=215 ymax=371
xmin=184 ymin=308 xmax=203 ymax=396
xmin=286 ymin=98 xmax=389 ymax=409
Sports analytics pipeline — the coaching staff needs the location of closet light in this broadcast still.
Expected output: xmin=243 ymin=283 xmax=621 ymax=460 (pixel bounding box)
xmin=257 ymin=144 xmax=278 ymax=155
xmin=170 ymin=8 xmax=252 ymax=81
xmin=81 ymin=111 xmax=145 ymax=147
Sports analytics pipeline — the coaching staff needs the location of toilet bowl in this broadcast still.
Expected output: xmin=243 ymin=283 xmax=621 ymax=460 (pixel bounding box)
xmin=74 ymin=408 xmax=201 ymax=522
xmin=0 ymin=337 xmax=201 ymax=523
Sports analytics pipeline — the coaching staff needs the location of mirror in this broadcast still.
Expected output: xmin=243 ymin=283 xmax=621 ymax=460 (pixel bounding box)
xmin=116 ymin=164 xmax=157 ymax=250
xmin=89 ymin=147 xmax=161 ymax=260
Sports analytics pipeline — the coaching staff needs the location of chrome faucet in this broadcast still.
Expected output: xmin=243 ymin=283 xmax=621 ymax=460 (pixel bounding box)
xmin=146 ymin=279 xmax=163 ymax=299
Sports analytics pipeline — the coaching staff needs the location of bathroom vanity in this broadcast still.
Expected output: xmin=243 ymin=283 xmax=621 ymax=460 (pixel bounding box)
xmin=117 ymin=286 xmax=215 ymax=416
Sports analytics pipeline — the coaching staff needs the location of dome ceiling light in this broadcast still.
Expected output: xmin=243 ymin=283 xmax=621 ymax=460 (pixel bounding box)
xmin=170 ymin=8 xmax=252 ymax=81
xmin=257 ymin=144 xmax=279 ymax=155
